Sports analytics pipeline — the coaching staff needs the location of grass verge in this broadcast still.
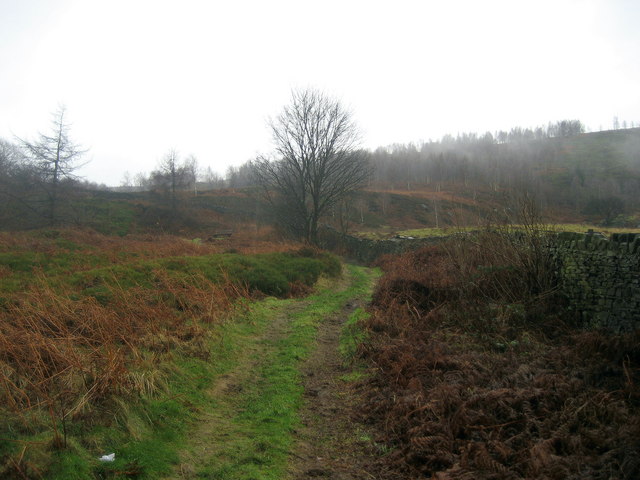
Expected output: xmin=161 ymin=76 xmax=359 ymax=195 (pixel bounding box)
xmin=10 ymin=258 xmax=362 ymax=479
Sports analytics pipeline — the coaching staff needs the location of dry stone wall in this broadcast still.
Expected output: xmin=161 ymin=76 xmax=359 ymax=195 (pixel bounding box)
xmin=551 ymin=232 xmax=640 ymax=332
xmin=318 ymin=226 xmax=442 ymax=264
xmin=320 ymin=226 xmax=640 ymax=332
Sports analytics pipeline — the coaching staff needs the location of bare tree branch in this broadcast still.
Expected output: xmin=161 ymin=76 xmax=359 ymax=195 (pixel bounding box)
xmin=254 ymin=89 xmax=371 ymax=243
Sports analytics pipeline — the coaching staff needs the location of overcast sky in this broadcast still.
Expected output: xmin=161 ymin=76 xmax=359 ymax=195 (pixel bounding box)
xmin=1 ymin=0 xmax=639 ymax=186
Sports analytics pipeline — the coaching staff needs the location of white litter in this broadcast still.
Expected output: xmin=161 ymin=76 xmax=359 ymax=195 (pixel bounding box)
xmin=99 ymin=453 xmax=115 ymax=462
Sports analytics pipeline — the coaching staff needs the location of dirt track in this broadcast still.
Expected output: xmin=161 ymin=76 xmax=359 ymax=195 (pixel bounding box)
xmin=287 ymin=299 xmax=381 ymax=480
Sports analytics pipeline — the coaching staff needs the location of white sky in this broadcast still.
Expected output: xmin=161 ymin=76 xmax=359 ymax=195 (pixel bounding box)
xmin=1 ymin=0 xmax=639 ymax=186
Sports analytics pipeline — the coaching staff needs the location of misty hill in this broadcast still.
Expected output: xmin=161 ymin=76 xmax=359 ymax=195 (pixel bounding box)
xmin=364 ymin=127 xmax=640 ymax=228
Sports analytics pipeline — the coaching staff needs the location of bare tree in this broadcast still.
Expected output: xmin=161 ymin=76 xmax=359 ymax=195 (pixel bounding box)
xmin=120 ymin=171 xmax=133 ymax=190
xmin=0 ymin=138 xmax=37 ymax=226
xmin=202 ymin=166 xmax=225 ymax=190
xmin=183 ymin=154 xmax=199 ymax=195
xmin=151 ymin=149 xmax=189 ymax=213
xmin=19 ymin=106 xmax=87 ymax=225
xmin=134 ymin=172 xmax=150 ymax=190
xmin=254 ymin=89 xmax=371 ymax=243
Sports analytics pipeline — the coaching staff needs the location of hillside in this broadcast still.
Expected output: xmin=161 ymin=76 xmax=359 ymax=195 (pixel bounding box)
xmin=2 ymin=128 xmax=638 ymax=237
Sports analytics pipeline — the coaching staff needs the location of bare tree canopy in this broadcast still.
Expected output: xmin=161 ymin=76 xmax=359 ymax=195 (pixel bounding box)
xmin=150 ymin=148 xmax=190 ymax=213
xmin=18 ymin=106 xmax=87 ymax=225
xmin=255 ymin=89 xmax=371 ymax=243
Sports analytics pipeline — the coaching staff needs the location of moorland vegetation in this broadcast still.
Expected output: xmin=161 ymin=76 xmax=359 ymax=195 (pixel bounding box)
xmin=356 ymin=220 xmax=640 ymax=479
xmin=1 ymin=95 xmax=639 ymax=478
xmin=0 ymin=229 xmax=341 ymax=477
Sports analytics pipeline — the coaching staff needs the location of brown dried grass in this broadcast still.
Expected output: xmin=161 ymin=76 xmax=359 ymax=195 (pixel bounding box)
xmin=0 ymin=225 xmax=300 ymax=258
xmin=0 ymin=252 xmax=247 ymax=451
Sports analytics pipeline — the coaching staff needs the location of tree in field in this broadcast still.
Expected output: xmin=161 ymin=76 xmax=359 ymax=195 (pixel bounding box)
xmin=150 ymin=149 xmax=189 ymax=213
xmin=254 ymin=89 xmax=371 ymax=243
xmin=183 ymin=154 xmax=199 ymax=195
xmin=19 ymin=106 xmax=87 ymax=225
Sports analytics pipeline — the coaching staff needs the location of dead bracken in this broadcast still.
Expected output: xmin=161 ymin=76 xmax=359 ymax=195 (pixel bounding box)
xmin=358 ymin=244 xmax=640 ymax=479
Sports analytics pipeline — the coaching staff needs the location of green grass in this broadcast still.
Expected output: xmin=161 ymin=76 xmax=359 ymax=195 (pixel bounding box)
xmin=0 ymin=250 xmax=341 ymax=299
xmin=0 ymin=243 xmax=347 ymax=478
xmin=70 ymin=199 xmax=136 ymax=236
xmin=36 ymin=294 xmax=271 ymax=479
xmin=194 ymin=265 xmax=376 ymax=479
xmin=339 ymin=308 xmax=371 ymax=361
xmin=337 ymin=307 xmax=374 ymax=384
xmin=395 ymin=226 xmax=477 ymax=238
xmin=338 ymin=268 xmax=380 ymax=386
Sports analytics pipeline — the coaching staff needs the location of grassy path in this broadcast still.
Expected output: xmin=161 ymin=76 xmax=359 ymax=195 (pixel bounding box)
xmin=163 ymin=264 xmax=378 ymax=479
xmin=287 ymin=277 xmax=383 ymax=480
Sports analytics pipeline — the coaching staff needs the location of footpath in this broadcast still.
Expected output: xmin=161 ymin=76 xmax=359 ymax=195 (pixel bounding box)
xmin=164 ymin=265 xmax=380 ymax=480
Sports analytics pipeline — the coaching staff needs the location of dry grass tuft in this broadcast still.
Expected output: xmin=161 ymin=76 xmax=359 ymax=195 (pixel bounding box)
xmin=0 ymin=269 xmax=243 ymax=449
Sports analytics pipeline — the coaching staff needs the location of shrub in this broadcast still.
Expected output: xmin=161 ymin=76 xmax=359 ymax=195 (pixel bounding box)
xmin=236 ymin=263 xmax=289 ymax=296
xmin=215 ymin=252 xmax=340 ymax=297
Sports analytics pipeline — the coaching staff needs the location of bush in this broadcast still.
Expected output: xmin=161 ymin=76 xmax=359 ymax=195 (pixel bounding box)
xmin=216 ymin=251 xmax=341 ymax=297
xmin=293 ymin=248 xmax=342 ymax=278
xmin=236 ymin=263 xmax=290 ymax=296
